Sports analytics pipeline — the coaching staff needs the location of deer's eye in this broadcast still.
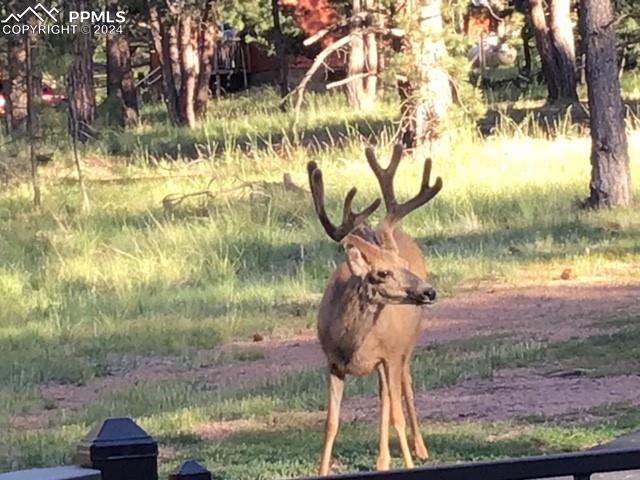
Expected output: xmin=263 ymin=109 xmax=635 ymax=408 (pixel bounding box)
xmin=377 ymin=270 xmax=392 ymax=279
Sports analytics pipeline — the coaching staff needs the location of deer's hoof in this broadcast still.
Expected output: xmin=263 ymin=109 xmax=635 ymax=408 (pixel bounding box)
xmin=376 ymin=455 xmax=391 ymax=471
xmin=414 ymin=442 xmax=429 ymax=461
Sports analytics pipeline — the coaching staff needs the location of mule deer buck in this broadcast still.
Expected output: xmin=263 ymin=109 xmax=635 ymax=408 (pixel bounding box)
xmin=307 ymin=144 xmax=443 ymax=475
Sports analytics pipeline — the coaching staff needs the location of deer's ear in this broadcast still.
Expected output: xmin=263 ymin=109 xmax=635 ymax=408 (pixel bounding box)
xmin=344 ymin=244 xmax=371 ymax=278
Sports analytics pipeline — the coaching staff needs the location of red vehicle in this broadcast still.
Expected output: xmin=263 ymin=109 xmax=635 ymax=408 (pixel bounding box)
xmin=0 ymin=83 xmax=64 ymax=114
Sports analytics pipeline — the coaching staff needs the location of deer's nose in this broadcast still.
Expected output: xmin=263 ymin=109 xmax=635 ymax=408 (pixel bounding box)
xmin=422 ymin=287 xmax=437 ymax=302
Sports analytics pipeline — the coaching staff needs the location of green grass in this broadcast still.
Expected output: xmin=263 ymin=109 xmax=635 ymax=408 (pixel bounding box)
xmin=1 ymin=84 xmax=640 ymax=476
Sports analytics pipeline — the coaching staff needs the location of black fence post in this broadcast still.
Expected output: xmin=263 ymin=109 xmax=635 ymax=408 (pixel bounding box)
xmin=169 ymin=460 xmax=212 ymax=480
xmin=76 ymin=416 xmax=158 ymax=480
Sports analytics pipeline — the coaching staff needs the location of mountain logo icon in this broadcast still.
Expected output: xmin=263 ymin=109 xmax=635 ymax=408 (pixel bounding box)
xmin=1 ymin=3 xmax=59 ymax=24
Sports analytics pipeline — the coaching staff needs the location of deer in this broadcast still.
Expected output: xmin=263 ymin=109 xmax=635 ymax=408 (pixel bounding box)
xmin=307 ymin=144 xmax=443 ymax=476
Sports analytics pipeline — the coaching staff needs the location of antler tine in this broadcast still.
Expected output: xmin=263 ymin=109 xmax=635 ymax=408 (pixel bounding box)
xmin=364 ymin=144 xmax=403 ymax=211
xmin=307 ymin=161 xmax=381 ymax=242
xmin=388 ymin=157 xmax=443 ymax=224
xmin=365 ymin=145 xmax=443 ymax=226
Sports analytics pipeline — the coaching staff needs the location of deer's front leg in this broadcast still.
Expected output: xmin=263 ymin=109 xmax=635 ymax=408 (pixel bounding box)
xmin=376 ymin=363 xmax=391 ymax=470
xmin=385 ymin=360 xmax=414 ymax=469
xmin=402 ymin=360 xmax=429 ymax=460
xmin=319 ymin=369 xmax=345 ymax=476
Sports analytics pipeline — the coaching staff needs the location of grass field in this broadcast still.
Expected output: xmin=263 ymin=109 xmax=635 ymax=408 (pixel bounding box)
xmin=0 ymin=84 xmax=639 ymax=477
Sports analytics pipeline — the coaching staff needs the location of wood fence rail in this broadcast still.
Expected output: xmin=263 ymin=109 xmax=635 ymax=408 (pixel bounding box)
xmin=0 ymin=416 xmax=638 ymax=480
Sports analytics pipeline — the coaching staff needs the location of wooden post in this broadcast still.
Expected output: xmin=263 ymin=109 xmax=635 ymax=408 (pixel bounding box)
xmin=169 ymin=460 xmax=212 ymax=480
xmin=76 ymin=417 xmax=158 ymax=480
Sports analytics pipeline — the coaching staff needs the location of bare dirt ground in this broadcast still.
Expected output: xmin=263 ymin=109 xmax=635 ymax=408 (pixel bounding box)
xmin=12 ymin=280 xmax=640 ymax=430
xmin=343 ymin=368 xmax=640 ymax=423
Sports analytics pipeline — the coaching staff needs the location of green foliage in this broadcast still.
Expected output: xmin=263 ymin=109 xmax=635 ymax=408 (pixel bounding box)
xmin=617 ymin=0 xmax=640 ymax=70
xmin=219 ymin=0 xmax=302 ymax=54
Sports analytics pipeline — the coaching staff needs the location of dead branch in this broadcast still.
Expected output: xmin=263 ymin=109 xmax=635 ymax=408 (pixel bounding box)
xmin=303 ymin=20 xmax=351 ymax=47
xmin=282 ymin=35 xmax=352 ymax=116
xmin=162 ymin=190 xmax=215 ymax=211
xmin=162 ymin=173 xmax=306 ymax=212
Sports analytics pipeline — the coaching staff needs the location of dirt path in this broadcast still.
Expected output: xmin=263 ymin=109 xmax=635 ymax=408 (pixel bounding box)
xmin=343 ymin=368 xmax=640 ymax=423
xmin=15 ymin=280 xmax=640 ymax=429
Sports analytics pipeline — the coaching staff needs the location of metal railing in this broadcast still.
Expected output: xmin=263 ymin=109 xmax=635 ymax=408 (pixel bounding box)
xmin=0 ymin=417 xmax=638 ymax=480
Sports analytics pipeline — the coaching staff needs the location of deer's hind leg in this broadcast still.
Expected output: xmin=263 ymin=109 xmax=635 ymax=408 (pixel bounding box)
xmin=402 ymin=360 xmax=429 ymax=460
xmin=319 ymin=369 xmax=345 ymax=476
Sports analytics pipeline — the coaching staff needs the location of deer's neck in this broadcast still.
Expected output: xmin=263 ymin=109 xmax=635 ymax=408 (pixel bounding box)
xmin=337 ymin=278 xmax=383 ymax=353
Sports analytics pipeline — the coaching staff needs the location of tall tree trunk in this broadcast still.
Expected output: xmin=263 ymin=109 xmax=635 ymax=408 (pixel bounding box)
xmin=344 ymin=0 xmax=377 ymax=111
xmin=149 ymin=5 xmax=181 ymax=125
xmin=529 ymin=0 xmax=577 ymax=102
xmin=178 ymin=14 xmax=198 ymax=128
xmin=530 ymin=0 xmax=560 ymax=99
xmin=67 ymin=0 xmax=96 ymax=142
xmin=6 ymin=33 xmax=28 ymax=136
xmin=106 ymin=0 xmax=122 ymax=100
xmin=401 ymin=0 xmax=450 ymax=147
xmin=0 ymin=49 xmax=8 ymax=135
xmin=363 ymin=0 xmax=378 ymax=110
xmin=119 ymin=38 xmax=139 ymax=126
xmin=25 ymin=33 xmax=40 ymax=208
xmin=271 ymin=0 xmax=289 ymax=104
xmin=148 ymin=43 xmax=164 ymax=101
xmin=549 ymin=0 xmax=577 ymax=99
xmin=169 ymin=24 xmax=182 ymax=93
xmin=347 ymin=0 xmax=367 ymax=110
xmin=580 ymin=0 xmax=631 ymax=207
xmin=106 ymin=0 xmax=138 ymax=128
xmin=364 ymin=30 xmax=377 ymax=103
xmin=195 ymin=0 xmax=217 ymax=118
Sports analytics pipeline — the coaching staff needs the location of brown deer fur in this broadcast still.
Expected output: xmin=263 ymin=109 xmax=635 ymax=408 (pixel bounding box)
xmin=308 ymin=144 xmax=443 ymax=475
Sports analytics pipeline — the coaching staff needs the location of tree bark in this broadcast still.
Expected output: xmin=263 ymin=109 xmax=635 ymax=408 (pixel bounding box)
xmin=149 ymin=5 xmax=181 ymax=125
xmin=6 ymin=32 xmax=28 ymax=136
xmin=169 ymin=24 xmax=182 ymax=93
xmin=25 ymin=34 xmax=40 ymax=208
xmin=67 ymin=0 xmax=96 ymax=142
xmin=347 ymin=0 xmax=367 ymax=110
xmin=400 ymin=0 xmax=450 ymax=147
xmin=363 ymin=0 xmax=378 ymax=109
xmin=178 ymin=14 xmax=198 ymax=128
xmin=271 ymin=0 xmax=290 ymax=103
xmin=195 ymin=0 xmax=217 ymax=118
xmin=549 ymin=0 xmax=577 ymax=99
xmin=580 ymin=0 xmax=631 ymax=207
xmin=345 ymin=0 xmax=377 ymax=111
xmin=106 ymin=0 xmax=138 ymax=128
xmin=529 ymin=0 xmax=577 ymax=102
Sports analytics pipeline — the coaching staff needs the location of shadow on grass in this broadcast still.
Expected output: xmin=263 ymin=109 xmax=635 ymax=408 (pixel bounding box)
xmin=420 ymin=220 xmax=640 ymax=263
xmin=153 ymin=419 xmax=623 ymax=480
xmin=478 ymin=99 xmax=640 ymax=136
xmin=106 ymin=116 xmax=394 ymax=160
